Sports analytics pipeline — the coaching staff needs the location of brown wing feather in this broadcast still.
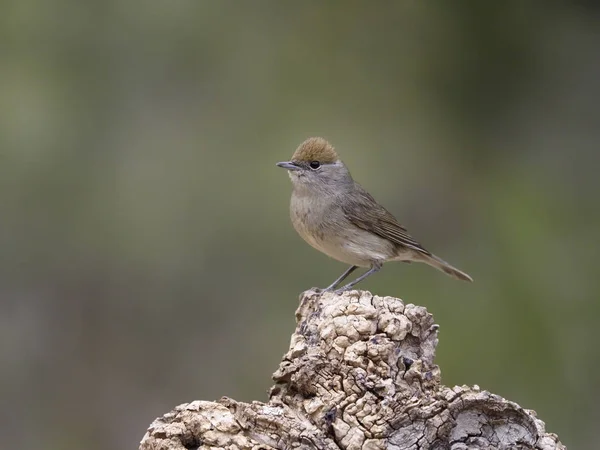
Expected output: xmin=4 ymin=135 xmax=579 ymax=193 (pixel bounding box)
xmin=341 ymin=183 xmax=431 ymax=255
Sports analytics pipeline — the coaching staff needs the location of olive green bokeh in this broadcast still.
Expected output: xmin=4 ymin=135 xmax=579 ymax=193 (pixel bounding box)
xmin=1 ymin=2 xmax=599 ymax=449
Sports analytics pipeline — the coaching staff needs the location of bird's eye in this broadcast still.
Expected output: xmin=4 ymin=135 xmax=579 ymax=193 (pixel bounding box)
xmin=309 ymin=161 xmax=321 ymax=170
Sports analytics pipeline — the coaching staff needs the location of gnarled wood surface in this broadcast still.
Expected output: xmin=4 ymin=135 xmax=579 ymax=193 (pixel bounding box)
xmin=140 ymin=290 xmax=565 ymax=450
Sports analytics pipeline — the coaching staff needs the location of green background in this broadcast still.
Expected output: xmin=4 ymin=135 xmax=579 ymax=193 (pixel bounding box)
xmin=2 ymin=2 xmax=598 ymax=449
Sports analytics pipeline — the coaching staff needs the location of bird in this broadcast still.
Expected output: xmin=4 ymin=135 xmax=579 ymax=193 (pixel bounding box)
xmin=276 ymin=137 xmax=473 ymax=293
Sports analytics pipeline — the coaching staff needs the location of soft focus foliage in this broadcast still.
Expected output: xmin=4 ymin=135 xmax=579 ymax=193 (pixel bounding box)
xmin=1 ymin=2 xmax=599 ymax=449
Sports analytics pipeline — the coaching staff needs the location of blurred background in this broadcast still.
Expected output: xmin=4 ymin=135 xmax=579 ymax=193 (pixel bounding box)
xmin=1 ymin=2 xmax=598 ymax=449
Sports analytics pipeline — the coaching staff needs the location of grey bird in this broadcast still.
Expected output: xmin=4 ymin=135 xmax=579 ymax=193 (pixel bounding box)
xmin=277 ymin=137 xmax=473 ymax=293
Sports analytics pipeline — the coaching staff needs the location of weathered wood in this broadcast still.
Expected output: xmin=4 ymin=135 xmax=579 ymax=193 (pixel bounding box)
xmin=140 ymin=290 xmax=565 ymax=450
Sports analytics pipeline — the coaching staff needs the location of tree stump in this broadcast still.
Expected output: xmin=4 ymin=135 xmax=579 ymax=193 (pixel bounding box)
xmin=139 ymin=290 xmax=565 ymax=450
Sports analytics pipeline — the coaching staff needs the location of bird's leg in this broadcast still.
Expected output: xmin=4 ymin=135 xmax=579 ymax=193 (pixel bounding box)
xmin=335 ymin=262 xmax=382 ymax=294
xmin=323 ymin=265 xmax=358 ymax=291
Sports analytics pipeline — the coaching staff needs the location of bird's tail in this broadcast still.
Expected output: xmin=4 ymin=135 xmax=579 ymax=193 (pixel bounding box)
xmin=418 ymin=253 xmax=473 ymax=282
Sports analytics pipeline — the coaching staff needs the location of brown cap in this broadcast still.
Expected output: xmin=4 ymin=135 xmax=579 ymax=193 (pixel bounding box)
xmin=291 ymin=137 xmax=339 ymax=164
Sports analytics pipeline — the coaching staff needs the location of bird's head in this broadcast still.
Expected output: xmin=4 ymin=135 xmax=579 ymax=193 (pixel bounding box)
xmin=277 ymin=137 xmax=353 ymax=193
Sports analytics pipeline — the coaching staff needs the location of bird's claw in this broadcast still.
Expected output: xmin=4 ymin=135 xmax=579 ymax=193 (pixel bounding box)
xmin=334 ymin=286 xmax=351 ymax=295
xmin=315 ymin=283 xmax=353 ymax=295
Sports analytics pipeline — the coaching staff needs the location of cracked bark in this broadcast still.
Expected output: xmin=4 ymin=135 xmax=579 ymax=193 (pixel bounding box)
xmin=140 ymin=290 xmax=565 ymax=450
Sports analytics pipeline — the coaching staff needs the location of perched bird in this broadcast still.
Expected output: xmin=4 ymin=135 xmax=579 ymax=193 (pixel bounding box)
xmin=276 ymin=137 xmax=473 ymax=293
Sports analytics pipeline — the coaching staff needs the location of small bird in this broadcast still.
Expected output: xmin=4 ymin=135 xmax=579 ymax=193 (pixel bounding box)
xmin=277 ymin=137 xmax=473 ymax=293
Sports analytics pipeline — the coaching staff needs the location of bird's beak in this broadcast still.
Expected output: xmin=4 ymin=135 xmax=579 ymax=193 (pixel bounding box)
xmin=276 ymin=161 xmax=300 ymax=171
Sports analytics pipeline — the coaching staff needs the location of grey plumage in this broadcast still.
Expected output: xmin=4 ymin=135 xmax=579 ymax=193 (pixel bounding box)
xmin=342 ymin=182 xmax=429 ymax=254
xmin=278 ymin=137 xmax=473 ymax=292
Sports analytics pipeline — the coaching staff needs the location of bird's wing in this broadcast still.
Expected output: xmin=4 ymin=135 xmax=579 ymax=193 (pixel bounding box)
xmin=341 ymin=183 xmax=431 ymax=255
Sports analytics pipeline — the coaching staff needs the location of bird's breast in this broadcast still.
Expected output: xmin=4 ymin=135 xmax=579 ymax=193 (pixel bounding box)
xmin=289 ymin=194 xmax=329 ymax=249
xmin=289 ymin=193 xmax=394 ymax=267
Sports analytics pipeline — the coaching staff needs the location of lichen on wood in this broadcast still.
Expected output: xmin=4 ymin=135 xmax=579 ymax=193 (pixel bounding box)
xmin=140 ymin=290 xmax=565 ymax=450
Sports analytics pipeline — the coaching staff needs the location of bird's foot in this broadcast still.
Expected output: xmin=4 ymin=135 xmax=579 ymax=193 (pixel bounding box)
xmin=314 ymin=287 xmax=334 ymax=295
xmin=307 ymin=286 xmax=334 ymax=295
xmin=311 ymin=286 xmax=355 ymax=295
xmin=321 ymin=283 xmax=338 ymax=292
xmin=334 ymin=286 xmax=351 ymax=295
